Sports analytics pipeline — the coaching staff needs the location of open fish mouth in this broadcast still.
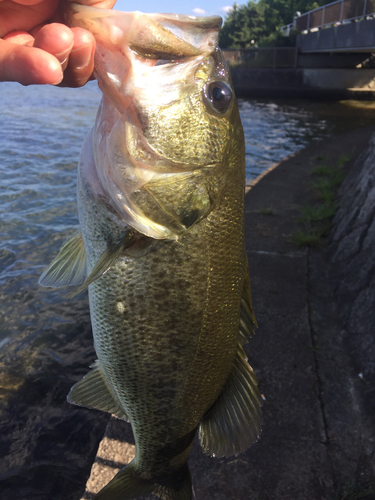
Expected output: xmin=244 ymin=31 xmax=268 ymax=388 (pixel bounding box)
xmin=68 ymin=5 xmax=234 ymax=240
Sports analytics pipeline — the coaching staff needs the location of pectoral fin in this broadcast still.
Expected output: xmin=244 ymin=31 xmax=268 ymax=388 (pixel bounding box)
xmin=38 ymin=232 xmax=87 ymax=288
xmin=198 ymin=345 xmax=262 ymax=457
xmin=68 ymin=230 xmax=137 ymax=297
xmin=67 ymin=360 xmax=129 ymax=421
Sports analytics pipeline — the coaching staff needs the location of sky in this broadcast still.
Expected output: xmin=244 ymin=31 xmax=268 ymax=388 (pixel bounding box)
xmin=114 ymin=0 xmax=234 ymax=19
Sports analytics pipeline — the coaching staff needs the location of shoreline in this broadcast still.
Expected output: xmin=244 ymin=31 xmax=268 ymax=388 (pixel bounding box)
xmin=1 ymin=126 xmax=374 ymax=500
xmin=78 ymin=126 xmax=375 ymax=499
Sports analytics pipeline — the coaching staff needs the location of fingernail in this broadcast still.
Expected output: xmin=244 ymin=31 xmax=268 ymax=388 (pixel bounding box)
xmin=71 ymin=43 xmax=92 ymax=70
xmin=51 ymin=72 xmax=64 ymax=85
xmin=55 ymin=43 xmax=74 ymax=60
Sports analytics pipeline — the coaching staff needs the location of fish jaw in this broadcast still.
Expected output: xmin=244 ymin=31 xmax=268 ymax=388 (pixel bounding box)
xmin=67 ymin=4 xmax=241 ymax=241
xmin=90 ymin=48 xmax=241 ymax=240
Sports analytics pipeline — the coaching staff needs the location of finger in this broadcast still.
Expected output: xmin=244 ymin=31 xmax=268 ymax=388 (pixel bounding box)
xmin=3 ymin=31 xmax=35 ymax=46
xmin=58 ymin=27 xmax=95 ymax=87
xmin=0 ymin=0 xmax=59 ymax=38
xmin=0 ymin=38 xmax=63 ymax=85
xmin=68 ymin=0 xmax=117 ymax=7
xmin=11 ymin=0 xmax=45 ymax=5
xmin=32 ymin=23 xmax=74 ymax=70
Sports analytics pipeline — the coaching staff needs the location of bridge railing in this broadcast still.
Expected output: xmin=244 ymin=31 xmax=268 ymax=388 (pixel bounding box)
xmin=281 ymin=0 xmax=375 ymax=33
xmin=222 ymin=47 xmax=299 ymax=68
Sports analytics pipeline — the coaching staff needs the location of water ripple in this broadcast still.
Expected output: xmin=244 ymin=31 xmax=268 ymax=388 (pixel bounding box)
xmin=1 ymin=82 xmax=375 ymax=349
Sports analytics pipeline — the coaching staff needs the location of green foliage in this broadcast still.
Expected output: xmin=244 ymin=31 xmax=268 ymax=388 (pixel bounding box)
xmin=335 ymin=480 xmax=375 ymax=500
xmin=298 ymin=203 xmax=338 ymax=222
xmin=259 ymin=207 xmax=275 ymax=215
xmin=219 ymin=0 xmax=333 ymax=48
xmin=291 ymin=227 xmax=322 ymax=247
xmin=219 ymin=2 xmax=268 ymax=48
xmin=259 ymin=29 xmax=298 ymax=47
xmin=291 ymin=154 xmax=352 ymax=247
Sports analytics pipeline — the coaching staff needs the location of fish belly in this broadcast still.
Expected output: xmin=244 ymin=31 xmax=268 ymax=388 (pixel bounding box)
xmin=77 ymin=160 xmax=246 ymax=473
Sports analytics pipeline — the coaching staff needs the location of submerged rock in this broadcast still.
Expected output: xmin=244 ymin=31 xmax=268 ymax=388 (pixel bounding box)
xmin=0 ymin=295 xmax=110 ymax=500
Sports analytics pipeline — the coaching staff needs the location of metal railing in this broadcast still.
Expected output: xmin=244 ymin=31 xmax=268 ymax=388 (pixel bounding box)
xmin=281 ymin=0 xmax=375 ymax=34
xmin=222 ymin=47 xmax=299 ymax=69
xmin=281 ymin=23 xmax=294 ymax=35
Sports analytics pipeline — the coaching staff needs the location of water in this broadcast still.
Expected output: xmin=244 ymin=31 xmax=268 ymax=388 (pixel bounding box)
xmin=1 ymin=82 xmax=375 ymax=350
xmin=0 ymin=81 xmax=375 ymax=498
xmin=240 ymin=98 xmax=375 ymax=179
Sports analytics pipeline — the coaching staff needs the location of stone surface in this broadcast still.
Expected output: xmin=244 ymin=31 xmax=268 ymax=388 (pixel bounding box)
xmin=329 ymin=133 xmax=375 ymax=333
xmin=79 ymin=127 xmax=375 ymax=499
xmin=0 ymin=301 xmax=110 ymax=500
xmin=325 ymin=131 xmax=375 ymax=488
xmin=2 ymin=127 xmax=375 ymax=500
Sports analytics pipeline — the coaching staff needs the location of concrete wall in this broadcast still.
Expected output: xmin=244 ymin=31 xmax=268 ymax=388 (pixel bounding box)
xmin=297 ymin=18 xmax=375 ymax=53
xmin=297 ymin=52 xmax=372 ymax=68
xmin=230 ymin=67 xmax=375 ymax=99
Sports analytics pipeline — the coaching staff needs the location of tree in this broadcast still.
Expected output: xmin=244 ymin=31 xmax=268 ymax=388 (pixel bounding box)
xmin=219 ymin=2 xmax=268 ymax=48
xmin=219 ymin=0 xmax=330 ymax=48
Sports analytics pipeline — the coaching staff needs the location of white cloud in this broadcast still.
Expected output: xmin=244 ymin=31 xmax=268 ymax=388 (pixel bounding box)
xmin=221 ymin=6 xmax=234 ymax=13
xmin=192 ymin=7 xmax=206 ymax=15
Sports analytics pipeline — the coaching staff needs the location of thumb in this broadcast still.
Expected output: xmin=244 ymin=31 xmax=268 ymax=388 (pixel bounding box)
xmin=0 ymin=39 xmax=63 ymax=85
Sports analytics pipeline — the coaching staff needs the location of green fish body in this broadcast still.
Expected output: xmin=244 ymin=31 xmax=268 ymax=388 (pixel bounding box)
xmin=40 ymin=5 xmax=262 ymax=499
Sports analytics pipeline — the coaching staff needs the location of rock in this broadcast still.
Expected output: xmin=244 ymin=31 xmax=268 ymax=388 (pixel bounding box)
xmin=327 ymin=132 xmax=375 ymax=486
xmin=329 ymin=134 xmax=375 ymax=334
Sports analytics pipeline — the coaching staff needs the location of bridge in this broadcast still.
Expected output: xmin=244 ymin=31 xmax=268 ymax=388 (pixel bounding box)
xmin=282 ymin=0 xmax=375 ymax=53
xmin=223 ymin=0 xmax=375 ymax=99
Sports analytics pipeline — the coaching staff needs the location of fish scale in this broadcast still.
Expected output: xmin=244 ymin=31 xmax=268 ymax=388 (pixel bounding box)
xmin=39 ymin=4 xmax=263 ymax=499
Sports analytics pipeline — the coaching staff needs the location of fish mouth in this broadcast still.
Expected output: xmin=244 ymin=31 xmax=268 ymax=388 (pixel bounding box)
xmin=67 ymin=5 xmax=222 ymax=57
xmin=70 ymin=5 xmax=225 ymax=240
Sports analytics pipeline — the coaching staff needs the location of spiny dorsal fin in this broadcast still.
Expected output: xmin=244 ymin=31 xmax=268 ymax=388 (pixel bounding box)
xmin=38 ymin=232 xmax=87 ymax=288
xmin=67 ymin=360 xmax=129 ymax=421
xmin=198 ymin=345 xmax=263 ymax=457
xmin=68 ymin=230 xmax=137 ymax=297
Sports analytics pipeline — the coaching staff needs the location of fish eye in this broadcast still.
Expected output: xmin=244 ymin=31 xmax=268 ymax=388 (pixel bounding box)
xmin=207 ymin=81 xmax=233 ymax=112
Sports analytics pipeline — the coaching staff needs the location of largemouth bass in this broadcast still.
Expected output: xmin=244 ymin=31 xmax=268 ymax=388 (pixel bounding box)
xmin=40 ymin=4 xmax=262 ymax=499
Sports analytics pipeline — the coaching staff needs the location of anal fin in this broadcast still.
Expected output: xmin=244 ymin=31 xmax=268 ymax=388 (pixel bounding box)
xmin=198 ymin=345 xmax=263 ymax=457
xmin=67 ymin=360 xmax=129 ymax=421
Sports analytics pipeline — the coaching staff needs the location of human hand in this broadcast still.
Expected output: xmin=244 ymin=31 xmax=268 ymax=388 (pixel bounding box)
xmin=0 ymin=0 xmax=116 ymax=87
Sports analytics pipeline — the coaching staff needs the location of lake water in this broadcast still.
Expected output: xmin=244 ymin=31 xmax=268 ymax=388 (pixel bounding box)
xmin=1 ymin=81 xmax=375 ymax=499
xmin=1 ymin=82 xmax=375 ymax=352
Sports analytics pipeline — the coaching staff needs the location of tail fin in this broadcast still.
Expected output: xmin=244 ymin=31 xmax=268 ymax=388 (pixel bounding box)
xmin=94 ymin=461 xmax=192 ymax=500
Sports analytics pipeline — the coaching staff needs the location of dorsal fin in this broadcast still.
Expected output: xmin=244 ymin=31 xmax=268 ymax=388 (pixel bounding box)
xmin=199 ymin=261 xmax=261 ymax=457
xmin=198 ymin=344 xmax=262 ymax=457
